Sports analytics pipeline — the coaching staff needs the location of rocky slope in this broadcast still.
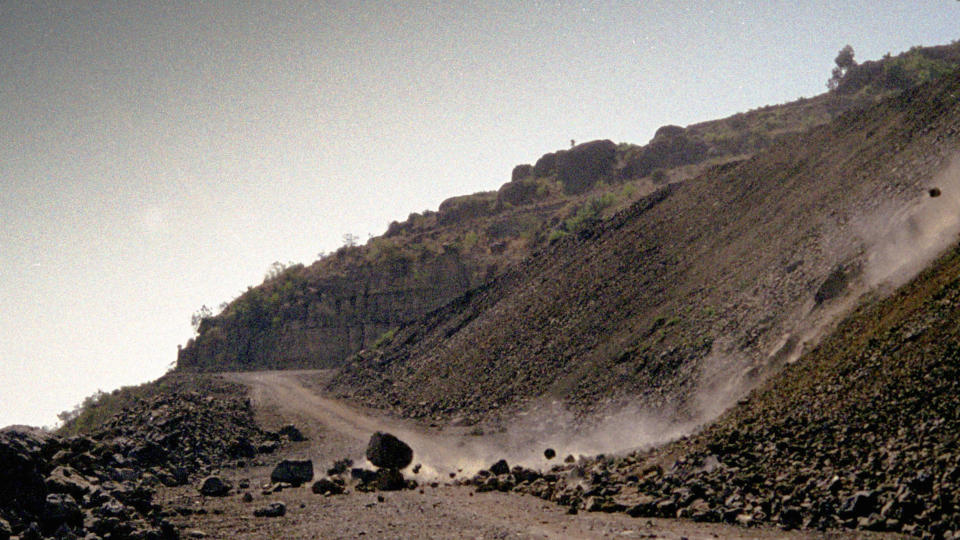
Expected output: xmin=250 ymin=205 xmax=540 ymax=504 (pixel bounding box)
xmin=176 ymin=43 xmax=960 ymax=374
xmin=470 ymin=238 xmax=960 ymax=539
xmin=0 ymin=375 xmax=281 ymax=540
xmin=331 ymin=69 xmax=960 ymax=428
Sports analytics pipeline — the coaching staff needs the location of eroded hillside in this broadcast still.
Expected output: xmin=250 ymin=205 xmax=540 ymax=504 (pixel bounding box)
xmin=330 ymin=70 xmax=960 ymax=429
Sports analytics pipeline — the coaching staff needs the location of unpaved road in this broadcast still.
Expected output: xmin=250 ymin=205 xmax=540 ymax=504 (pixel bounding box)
xmin=156 ymin=370 xmax=902 ymax=539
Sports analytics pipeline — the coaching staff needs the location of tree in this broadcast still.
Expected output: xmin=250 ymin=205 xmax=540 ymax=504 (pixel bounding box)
xmin=827 ymin=44 xmax=857 ymax=91
xmin=190 ymin=305 xmax=213 ymax=332
xmin=342 ymin=233 xmax=359 ymax=248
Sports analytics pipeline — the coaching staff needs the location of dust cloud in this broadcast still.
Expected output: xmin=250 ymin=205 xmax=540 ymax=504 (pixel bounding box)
xmin=862 ymin=155 xmax=960 ymax=290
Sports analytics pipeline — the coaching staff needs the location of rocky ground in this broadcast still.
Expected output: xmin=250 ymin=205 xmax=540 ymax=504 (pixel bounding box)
xmin=0 ymin=376 xmax=282 ymax=539
xmin=456 ymin=245 xmax=960 ymax=539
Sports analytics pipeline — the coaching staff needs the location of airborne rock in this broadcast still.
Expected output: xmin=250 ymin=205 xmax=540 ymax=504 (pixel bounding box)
xmin=270 ymin=459 xmax=314 ymax=486
xmin=365 ymin=432 xmax=413 ymax=470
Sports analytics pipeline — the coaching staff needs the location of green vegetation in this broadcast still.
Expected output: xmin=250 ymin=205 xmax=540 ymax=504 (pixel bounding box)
xmin=57 ymin=376 xmax=178 ymax=436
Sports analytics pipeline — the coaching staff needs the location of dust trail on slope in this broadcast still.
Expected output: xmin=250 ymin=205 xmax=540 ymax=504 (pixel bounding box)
xmin=464 ymin=154 xmax=960 ymax=470
xmin=684 ymin=153 xmax=960 ymax=444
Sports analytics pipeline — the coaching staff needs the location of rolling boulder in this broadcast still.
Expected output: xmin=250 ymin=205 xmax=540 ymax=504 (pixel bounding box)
xmin=365 ymin=432 xmax=413 ymax=470
xmin=270 ymin=459 xmax=314 ymax=486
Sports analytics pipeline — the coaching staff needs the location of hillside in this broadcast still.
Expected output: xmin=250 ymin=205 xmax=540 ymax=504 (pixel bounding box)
xmin=505 ymin=226 xmax=960 ymax=538
xmin=330 ymin=69 xmax=960 ymax=427
xmin=176 ymin=43 xmax=960 ymax=374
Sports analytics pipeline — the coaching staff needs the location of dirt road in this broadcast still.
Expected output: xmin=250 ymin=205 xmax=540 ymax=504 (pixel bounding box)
xmin=156 ymin=370 xmax=901 ymax=539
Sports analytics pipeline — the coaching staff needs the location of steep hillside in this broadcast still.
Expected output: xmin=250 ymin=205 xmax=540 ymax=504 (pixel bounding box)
xmin=331 ymin=70 xmax=960 ymax=427
xmin=507 ymin=235 xmax=960 ymax=538
xmin=177 ymin=42 xmax=960 ymax=374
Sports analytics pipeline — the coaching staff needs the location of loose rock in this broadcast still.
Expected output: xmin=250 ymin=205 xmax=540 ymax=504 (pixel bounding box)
xmin=365 ymin=432 xmax=413 ymax=470
xmin=270 ymin=459 xmax=314 ymax=486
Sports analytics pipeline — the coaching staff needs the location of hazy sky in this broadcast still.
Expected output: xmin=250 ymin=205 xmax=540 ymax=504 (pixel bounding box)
xmin=2 ymin=1 xmax=959 ymax=428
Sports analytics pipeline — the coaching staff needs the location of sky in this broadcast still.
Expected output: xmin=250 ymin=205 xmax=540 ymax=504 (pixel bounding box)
xmin=2 ymin=1 xmax=959 ymax=429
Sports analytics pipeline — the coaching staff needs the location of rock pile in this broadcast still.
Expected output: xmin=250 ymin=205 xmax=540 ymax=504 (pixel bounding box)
xmin=0 ymin=377 xmax=272 ymax=539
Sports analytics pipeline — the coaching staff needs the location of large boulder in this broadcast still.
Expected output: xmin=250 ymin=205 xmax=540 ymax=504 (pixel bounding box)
xmin=365 ymin=432 xmax=413 ymax=470
xmin=270 ymin=459 xmax=314 ymax=486
xmin=533 ymin=151 xmax=559 ymax=177
xmin=511 ymin=164 xmax=533 ymax=182
xmin=556 ymin=140 xmax=617 ymax=194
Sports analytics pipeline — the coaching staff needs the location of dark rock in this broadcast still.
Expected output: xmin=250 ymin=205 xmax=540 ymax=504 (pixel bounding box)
xmin=930 ymin=187 xmax=942 ymax=197
xmin=130 ymin=441 xmax=167 ymax=466
xmin=45 ymin=466 xmax=93 ymax=500
xmin=533 ymin=151 xmax=559 ymax=177
xmin=374 ymin=468 xmax=407 ymax=491
xmin=257 ymin=440 xmax=280 ymax=454
xmin=814 ymin=265 xmax=850 ymax=304
xmin=839 ymin=490 xmax=878 ymax=519
xmin=556 ymin=140 xmax=617 ymax=194
xmin=228 ymin=437 xmax=256 ymax=459
xmin=511 ymin=164 xmax=533 ymax=182
xmin=0 ymin=518 xmax=10 ymax=540
xmin=365 ymin=432 xmax=413 ymax=470
xmin=198 ymin=476 xmax=231 ymax=497
xmin=253 ymin=502 xmax=286 ymax=518
xmin=278 ymin=424 xmax=306 ymax=442
xmin=241 ymin=492 xmax=253 ymax=503
xmin=0 ymin=426 xmax=56 ymax=518
xmin=499 ymin=177 xmax=546 ymax=207
xmin=270 ymin=459 xmax=313 ymax=486
xmin=40 ymin=493 xmax=82 ymax=532
xmin=351 ymin=468 xmax=378 ymax=484
xmin=311 ymin=477 xmax=345 ymax=495
xmin=488 ymin=459 xmax=509 ymax=476
xmin=544 ymin=448 xmax=556 ymax=460
xmin=327 ymin=458 xmax=353 ymax=476
xmin=564 ymin=455 xmax=575 ymax=463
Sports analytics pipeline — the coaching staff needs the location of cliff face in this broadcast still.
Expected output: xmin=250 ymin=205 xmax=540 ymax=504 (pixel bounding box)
xmin=177 ymin=250 xmax=484 ymax=372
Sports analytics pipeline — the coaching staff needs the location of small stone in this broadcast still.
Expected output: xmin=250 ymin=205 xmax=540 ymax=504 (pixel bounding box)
xmin=253 ymin=502 xmax=286 ymax=518
xmin=544 ymin=448 xmax=556 ymax=460
xmin=242 ymin=492 xmax=253 ymax=503
xmin=199 ymin=476 xmax=232 ymax=497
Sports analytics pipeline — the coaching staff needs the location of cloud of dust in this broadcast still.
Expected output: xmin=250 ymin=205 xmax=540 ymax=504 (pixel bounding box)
xmin=862 ymin=155 xmax=960 ymax=291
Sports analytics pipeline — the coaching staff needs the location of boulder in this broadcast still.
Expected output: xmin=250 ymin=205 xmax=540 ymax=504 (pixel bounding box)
xmin=39 ymin=493 xmax=82 ymax=533
xmin=45 ymin=466 xmax=93 ymax=500
xmin=556 ymin=140 xmax=617 ymax=194
xmin=253 ymin=502 xmax=286 ymax=518
xmin=511 ymin=164 xmax=533 ymax=182
xmin=498 ymin=177 xmax=545 ymax=206
xmin=365 ymin=432 xmax=413 ymax=470
xmin=544 ymin=448 xmax=556 ymax=460
xmin=311 ymin=477 xmax=345 ymax=495
xmin=198 ymin=476 xmax=232 ymax=497
xmin=270 ymin=459 xmax=314 ymax=486
xmin=488 ymin=459 xmax=509 ymax=476
xmin=374 ymin=468 xmax=407 ymax=491
xmin=533 ymin=152 xmax=559 ymax=177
